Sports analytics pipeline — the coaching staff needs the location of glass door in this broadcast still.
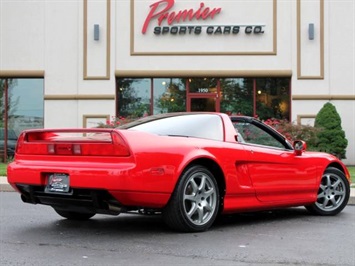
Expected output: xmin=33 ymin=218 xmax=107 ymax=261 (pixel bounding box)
xmin=190 ymin=96 xmax=217 ymax=111
xmin=187 ymin=78 xmax=220 ymax=112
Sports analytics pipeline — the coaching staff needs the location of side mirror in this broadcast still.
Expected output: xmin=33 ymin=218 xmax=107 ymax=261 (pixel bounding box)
xmin=293 ymin=140 xmax=307 ymax=156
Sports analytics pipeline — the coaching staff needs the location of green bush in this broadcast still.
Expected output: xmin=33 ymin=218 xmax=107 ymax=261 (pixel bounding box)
xmin=264 ymin=118 xmax=320 ymax=150
xmin=314 ymin=102 xmax=348 ymax=159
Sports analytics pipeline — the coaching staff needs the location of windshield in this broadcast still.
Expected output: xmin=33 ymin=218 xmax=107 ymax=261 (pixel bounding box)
xmin=128 ymin=114 xmax=224 ymax=141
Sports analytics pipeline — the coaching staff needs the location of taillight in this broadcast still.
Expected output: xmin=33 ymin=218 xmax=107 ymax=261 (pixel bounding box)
xmin=15 ymin=132 xmax=26 ymax=154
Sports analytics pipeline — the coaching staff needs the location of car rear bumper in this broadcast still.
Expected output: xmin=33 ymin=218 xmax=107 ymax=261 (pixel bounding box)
xmin=16 ymin=183 xmax=124 ymax=215
xmin=7 ymin=161 xmax=173 ymax=209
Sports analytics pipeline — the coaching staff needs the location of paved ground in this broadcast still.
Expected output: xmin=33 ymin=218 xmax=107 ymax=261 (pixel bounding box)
xmin=1 ymin=176 xmax=354 ymax=205
xmin=1 ymin=192 xmax=355 ymax=266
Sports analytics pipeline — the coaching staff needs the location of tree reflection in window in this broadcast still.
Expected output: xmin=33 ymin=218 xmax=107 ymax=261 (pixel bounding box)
xmin=0 ymin=79 xmax=19 ymax=129
xmin=188 ymin=78 xmax=217 ymax=93
xmin=154 ymin=78 xmax=186 ymax=114
xmin=116 ymin=78 xmax=151 ymax=118
xmin=116 ymin=77 xmax=291 ymax=121
xmin=1 ymin=78 xmax=44 ymax=162
xmin=220 ymin=78 xmax=253 ymax=116
xmin=256 ymin=78 xmax=290 ymax=120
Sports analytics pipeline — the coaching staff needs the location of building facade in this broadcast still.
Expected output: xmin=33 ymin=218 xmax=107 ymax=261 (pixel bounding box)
xmin=0 ymin=0 xmax=354 ymax=164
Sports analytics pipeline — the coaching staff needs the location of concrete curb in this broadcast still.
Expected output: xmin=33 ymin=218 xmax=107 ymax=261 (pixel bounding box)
xmin=0 ymin=183 xmax=15 ymax=192
xmin=348 ymin=193 xmax=355 ymax=205
xmin=1 ymin=176 xmax=355 ymax=205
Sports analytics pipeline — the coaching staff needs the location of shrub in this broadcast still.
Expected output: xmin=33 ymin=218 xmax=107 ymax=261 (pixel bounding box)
xmin=264 ymin=118 xmax=320 ymax=150
xmin=97 ymin=116 xmax=132 ymax=128
xmin=314 ymin=102 xmax=348 ymax=159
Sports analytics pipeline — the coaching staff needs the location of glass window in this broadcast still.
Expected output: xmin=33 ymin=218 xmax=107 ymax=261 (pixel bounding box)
xmin=256 ymin=78 xmax=290 ymax=120
xmin=1 ymin=78 xmax=44 ymax=160
xmin=188 ymin=78 xmax=217 ymax=93
xmin=153 ymin=78 xmax=186 ymax=114
xmin=116 ymin=77 xmax=291 ymax=121
xmin=233 ymin=121 xmax=285 ymax=149
xmin=116 ymin=78 xmax=151 ymax=118
xmin=129 ymin=114 xmax=224 ymax=141
xmin=220 ymin=78 xmax=253 ymax=116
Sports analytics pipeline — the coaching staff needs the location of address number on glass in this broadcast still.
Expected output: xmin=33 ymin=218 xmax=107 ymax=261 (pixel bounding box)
xmin=197 ymin=88 xmax=209 ymax=93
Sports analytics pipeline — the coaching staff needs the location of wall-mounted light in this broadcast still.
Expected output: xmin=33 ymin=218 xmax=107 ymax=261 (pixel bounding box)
xmin=308 ymin=23 xmax=314 ymax=40
xmin=94 ymin=24 xmax=100 ymax=41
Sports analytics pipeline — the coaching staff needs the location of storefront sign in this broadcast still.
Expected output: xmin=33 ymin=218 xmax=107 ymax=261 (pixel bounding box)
xmin=142 ymin=0 xmax=265 ymax=36
xmin=130 ymin=0 xmax=276 ymax=55
xmin=153 ymin=25 xmax=265 ymax=35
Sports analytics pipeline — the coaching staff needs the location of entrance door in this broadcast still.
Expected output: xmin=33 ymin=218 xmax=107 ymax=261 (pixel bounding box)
xmin=189 ymin=96 xmax=217 ymax=111
xmin=186 ymin=78 xmax=220 ymax=112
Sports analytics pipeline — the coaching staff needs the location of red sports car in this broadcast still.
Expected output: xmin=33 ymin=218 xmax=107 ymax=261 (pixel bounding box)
xmin=7 ymin=112 xmax=351 ymax=232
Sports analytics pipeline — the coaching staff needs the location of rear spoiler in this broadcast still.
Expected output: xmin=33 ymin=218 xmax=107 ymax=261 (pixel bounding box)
xmin=16 ymin=128 xmax=130 ymax=156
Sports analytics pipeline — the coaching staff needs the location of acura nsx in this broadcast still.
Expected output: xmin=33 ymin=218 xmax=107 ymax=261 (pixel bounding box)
xmin=7 ymin=112 xmax=351 ymax=232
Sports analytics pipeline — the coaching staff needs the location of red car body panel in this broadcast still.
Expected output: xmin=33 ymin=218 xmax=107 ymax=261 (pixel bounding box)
xmin=7 ymin=113 xmax=351 ymax=215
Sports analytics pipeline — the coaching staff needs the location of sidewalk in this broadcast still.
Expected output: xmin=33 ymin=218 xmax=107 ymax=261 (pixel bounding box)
xmin=2 ymin=176 xmax=354 ymax=205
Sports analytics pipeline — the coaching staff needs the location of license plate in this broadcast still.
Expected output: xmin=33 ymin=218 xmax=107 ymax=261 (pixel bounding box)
xmin=45 ymin=173 xmax=70 ymax=193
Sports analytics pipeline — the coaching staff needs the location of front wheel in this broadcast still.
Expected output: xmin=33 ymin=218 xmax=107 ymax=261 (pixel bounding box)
xmin=54 ymin=209 xmax=96 ymax=220
xmin=305 ymin=167 xmax=350 ymax=216
xmin=163 ymin=165 xmax=220 ymax=232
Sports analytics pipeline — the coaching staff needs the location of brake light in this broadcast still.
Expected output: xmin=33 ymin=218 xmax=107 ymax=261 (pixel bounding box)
xmin=47 ymin=144 xmax=55 ymax=154
xmin=73 ymin=144 xmax=81 ymax=155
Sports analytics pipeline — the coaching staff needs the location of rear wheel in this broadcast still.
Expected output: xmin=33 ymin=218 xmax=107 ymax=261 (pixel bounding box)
xmin=163 ymin=165 xmax=220 ymax=232
xmin=54 ymin=209 xmax=96 ymax=220
xmin=305 ymin=167 xmax=350 ymax=216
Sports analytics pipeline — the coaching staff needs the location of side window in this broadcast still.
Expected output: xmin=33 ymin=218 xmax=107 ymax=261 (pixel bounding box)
xmin=233 ymin=121 xmax=285 ymax=149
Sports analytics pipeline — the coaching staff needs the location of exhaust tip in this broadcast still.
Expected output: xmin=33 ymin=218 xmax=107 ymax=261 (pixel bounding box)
xmin=20 ymin=194 xmax=36 ymax=204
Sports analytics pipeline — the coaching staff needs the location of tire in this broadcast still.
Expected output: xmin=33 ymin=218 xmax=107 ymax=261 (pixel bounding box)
xmin=54 ymin=209 xmax=96 ymax=220
xmin=305 ymin=167 xmax=350 ymax=216
xmin=163 ymin=165 xmax=220 ymax=232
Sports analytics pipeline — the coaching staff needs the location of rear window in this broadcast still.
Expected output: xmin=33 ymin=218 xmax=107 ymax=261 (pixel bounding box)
xmin=128 ymin=114 xmax=224 ymax=141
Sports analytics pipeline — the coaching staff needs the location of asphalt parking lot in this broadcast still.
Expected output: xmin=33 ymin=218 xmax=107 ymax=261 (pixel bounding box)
xmin=1 ymin=191 xmax=354 ymax=266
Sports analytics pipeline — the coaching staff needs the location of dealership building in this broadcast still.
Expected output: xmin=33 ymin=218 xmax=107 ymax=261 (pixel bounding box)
xmin=0 ymin=0 xmax=354 ymax=164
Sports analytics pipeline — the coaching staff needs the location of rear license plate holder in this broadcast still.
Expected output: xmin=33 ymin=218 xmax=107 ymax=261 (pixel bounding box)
xmin=45 ymin=173 xmax=70 ymax=193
